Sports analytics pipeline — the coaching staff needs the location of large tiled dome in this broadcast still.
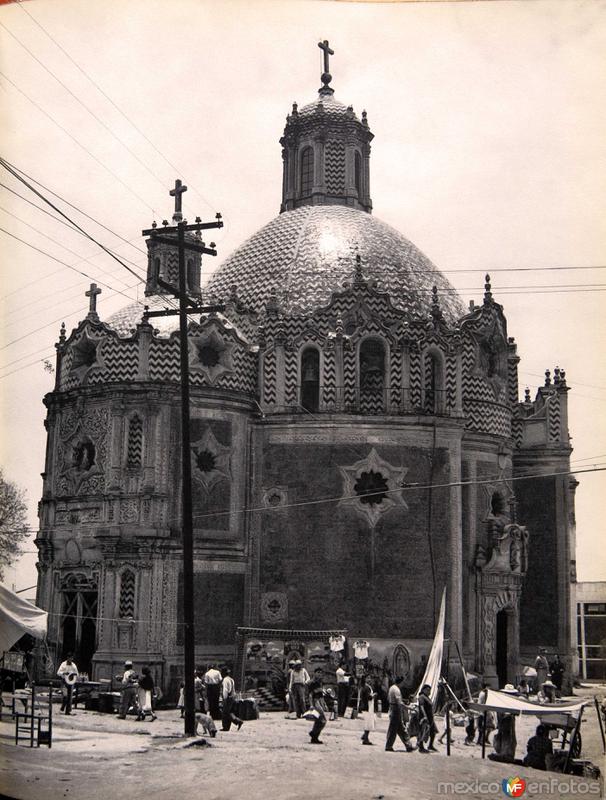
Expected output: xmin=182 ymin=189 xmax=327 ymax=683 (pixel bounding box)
xmin=204 ymin=205 xmax=465 ymax=321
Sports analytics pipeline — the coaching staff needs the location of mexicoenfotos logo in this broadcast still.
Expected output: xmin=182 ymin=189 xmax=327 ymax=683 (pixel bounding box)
xmin=502 ymin=777 xmax=526 ymax=798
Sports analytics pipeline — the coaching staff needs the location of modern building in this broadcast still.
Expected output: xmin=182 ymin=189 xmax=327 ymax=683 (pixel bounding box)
xmin=576 ymin=581 xmax=606 ymax=681
xmin=34 ymin=46 xmax=577 ymax=696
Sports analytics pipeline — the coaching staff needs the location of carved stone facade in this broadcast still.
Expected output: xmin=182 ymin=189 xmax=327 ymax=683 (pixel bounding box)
xmin=34 ymin=52 xmax=576 ymax=693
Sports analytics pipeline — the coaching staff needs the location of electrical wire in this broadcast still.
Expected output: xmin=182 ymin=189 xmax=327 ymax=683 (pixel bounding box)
xmin=0 ymin=20 xmax=169 ymax=212
xmin=0 ymin=69 xmax=155 ymax=213
xmin=191 ymin=465 xmax=606 ymax=522
xmin=16 ymin=0 xmax=225 ymax=224
xmin=0 ymin=157 xmax=146 ymax=284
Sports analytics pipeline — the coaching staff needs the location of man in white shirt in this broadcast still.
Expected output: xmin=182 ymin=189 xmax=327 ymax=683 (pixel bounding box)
xmin=385 ymin=677 xmax=414 ymax=752
xmin=57 ymin=654 xmax=78 ymax=715
xmin=204 ymin=664 xmax=223 ymax=720
xmin=288 ymin=660 xmax=310 ymax=719
xmin=335 ymin=663 xmax=350 ymax=718
xmin=221 ymin=668 xmax=244 ymax=731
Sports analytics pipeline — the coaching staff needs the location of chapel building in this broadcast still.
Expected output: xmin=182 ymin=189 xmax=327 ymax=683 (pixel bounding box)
xmin=34 ymin=46 xmax=577 ymax=696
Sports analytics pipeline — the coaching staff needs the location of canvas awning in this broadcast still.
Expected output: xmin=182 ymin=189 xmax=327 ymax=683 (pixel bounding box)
xmin=0 ymin=583 xmax=48 ymax=654
xmin=469 ymin=688 xmax=586 ymax=716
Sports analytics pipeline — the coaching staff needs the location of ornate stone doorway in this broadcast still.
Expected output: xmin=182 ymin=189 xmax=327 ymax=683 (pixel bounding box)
xmin=59 ymin=572 xmax=98 ymax=675
xmin=475 ymin=523 xmax=529 ymax=687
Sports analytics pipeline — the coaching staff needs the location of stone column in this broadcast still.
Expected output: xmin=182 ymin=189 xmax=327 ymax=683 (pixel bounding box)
xmin=447 ymin=434 xmax=463 ymax=647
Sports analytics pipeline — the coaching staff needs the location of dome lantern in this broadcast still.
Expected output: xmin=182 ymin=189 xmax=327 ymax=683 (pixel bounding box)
xmin=279 ymin=41 xmax=373 ymax=215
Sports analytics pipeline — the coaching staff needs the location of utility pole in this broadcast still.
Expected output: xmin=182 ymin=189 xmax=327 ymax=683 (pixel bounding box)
xmin=142 ymin=180 xmax=224 ymax=736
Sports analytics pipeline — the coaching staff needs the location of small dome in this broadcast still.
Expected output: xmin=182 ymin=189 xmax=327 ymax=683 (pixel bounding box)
xmin=204 ymin=205 xmax=465 ymax=321
xmin=298 ymin=94 xmax=355 ymax=119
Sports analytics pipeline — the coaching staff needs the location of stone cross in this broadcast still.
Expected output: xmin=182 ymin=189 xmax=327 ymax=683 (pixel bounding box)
xmin=318 ymin=40 xmax=334 ymax=75
xmin=170 ymin=179 xmax=188 ymax=216
xmin=85 ymin=283 xmax=101 ymax=314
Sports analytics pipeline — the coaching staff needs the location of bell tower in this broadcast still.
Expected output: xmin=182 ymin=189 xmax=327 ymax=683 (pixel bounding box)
xmin=279 ymin=41 xmax=374 ymax=214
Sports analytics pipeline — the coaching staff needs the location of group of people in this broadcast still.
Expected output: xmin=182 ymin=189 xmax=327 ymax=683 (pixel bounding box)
xmin=116 ymin=660 xmax=158 ymax=721
xmin=286 ymin=661 xmax=439 ymax=751
xmin=178 ymin=664 xmax=244 ymax=737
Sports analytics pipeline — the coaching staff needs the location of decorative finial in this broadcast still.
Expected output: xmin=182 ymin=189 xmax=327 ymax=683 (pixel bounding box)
xmin=554 ymin=366 xmax=561 ymax=385
xmin=318 ymin=39 xmax=335 ymax=95
xmin=469 ymin=299 xmax=475 ymax=312
xmin=559 ymin=368 xmax=567 ymax=387
xmin=162 ymin=219 xmax=169 ymax=227
xmin=169 ymin=178 xmax=187 ymax=222
xmin=292 ymin=101 xmax=298 ymax=115
xmin=430 ymin=285 xmax=442 ymax=325
xmin=353 ymin=252 xmax=365 ymax=286
xmin=85 ymin=283 xmax=102 ymax=316
xmin=524 ymin=387 xmax=531 ymax=403
xmin=544 ymin=369 xmax=551 ymax=387
xmin=484 ymin=274 xmax=492 ymax=304
xmin=335 ymin=314 xmax=344 ymax=338
xmin=151 ymin=220 xmax=157 ymax=229
xmin=59 ymin=321 xmax=66 ymax=344
xmin=361 ymin=110 xmax=368 ymax=127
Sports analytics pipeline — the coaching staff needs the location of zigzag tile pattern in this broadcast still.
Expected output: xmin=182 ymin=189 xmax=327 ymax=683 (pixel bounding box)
xmin=322 ymin=347 xmax=337 ymax=409
xmin=119 ymin=569 xmax=136 ymax=618
xmin=508 ymin=357 xmax=519 ymax=406
xmin=284 ymin=349 xmax=299 ymax=406
xmin=325 ymin=140 xmax=346 ymax=194
xmin=547 ymin=394 xmax=561 ymax=443
xmin=263 ymin=349 xmax=277 ymax=405
xmin=127 ymin=415 xmax=143 ymax=466
xmin=389 ymin=348 xmax=402 ymax=410
xmin=88 ymin=338 xmax=138 ymax=385
xmin=204 ymin=206 xmax=465 ymax=320
xmin=409 ymin=349 xmax=423 ymax=410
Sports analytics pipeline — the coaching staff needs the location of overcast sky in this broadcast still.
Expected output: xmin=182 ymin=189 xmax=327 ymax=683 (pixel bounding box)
xmin=0 ymin=0 xmax=604 ymax=591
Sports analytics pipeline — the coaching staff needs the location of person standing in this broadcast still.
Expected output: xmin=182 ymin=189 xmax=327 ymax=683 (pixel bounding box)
xmin=137 ymin=667 xmax=157 ymax=721
xmin=308 ymin=687 xmax=327 ymax=744
xmin=359 ymin=676 xmax=375 ymax=746
xmin=221 ymin=669 xmax=244 ymax=732
xmin=549 ymin=654 xmax=565 ymax=694
xmin=385 ymin=677 xmax=415 ymax=752
xmin=288 ymin=660 xmax=310 ymax=719
xmin=417 ymin=683 xmax=438 ymax=753
xmin=117 ymin=660 xmax=139 ymax=720
xmin=57 ymin=654 xmax=78 ymax=715
xmin=194 ymin=670 xmax=207 ymax=712
xmin=336 ymin=662 xmax=350 ymax=718
xmin=204 ymin=664 xmax=222 ymax=720
xmin=534 ymin=648 xmax=549 ymax=692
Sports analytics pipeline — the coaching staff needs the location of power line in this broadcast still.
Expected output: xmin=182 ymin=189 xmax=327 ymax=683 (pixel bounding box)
xmin=16 ymin=0 xmax=224 ymax=223
xmin=0 ymin=19 xmax=171 ymax=212
xmin=0 ymin=171 xmax=146 ymax=259
xmin=0 ymin=69 xmax=155 ymax=214
xmin=0 ymin=204 xmax=137 ymax=293
xmin=0 ymin=157 xmax=146 ymax=284
xmin=180 ymin=465 xmax=605 ymax=520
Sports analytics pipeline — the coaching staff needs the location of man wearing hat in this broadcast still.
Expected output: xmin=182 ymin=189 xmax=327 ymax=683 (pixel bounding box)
xmin=117 ymin=660 xmax=139 ymax=719
xmin=538 ymin=679 xmax=557 ymax=704
xmin=288 ymin=660 xmax=310 ymax=719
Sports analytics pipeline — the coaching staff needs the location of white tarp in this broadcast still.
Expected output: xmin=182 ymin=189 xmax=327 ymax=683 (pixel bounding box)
xmin=0 ymin=582 xmax=48 ymax=654
xmin=415 ymin=587 xmax=446 ymax=704
xmin=469 ymin=688 xmax=586 ymax=716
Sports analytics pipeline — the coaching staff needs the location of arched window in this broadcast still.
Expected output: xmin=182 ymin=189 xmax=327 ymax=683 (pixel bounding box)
xmin=359 ymin=338 xmax=386 ymax=413
xmin=300 ymin=346 xmax=320 ymax=413
xmin=152 ymin=256 xmax=161 ymax=283
xmin=127 ymin=415 xmax=143 ymax=467
xmin=425 ymin=351 xmax=444 ymax=414
xmin=119 ymin=570 xmax=136 ymax=619
xmin=187 ymin=258 xmax=196 ymax=292
xmin=354 ymin=151 xmax=362 ymax=195
xmin=300 ymin=147 xmax=314 ymax=196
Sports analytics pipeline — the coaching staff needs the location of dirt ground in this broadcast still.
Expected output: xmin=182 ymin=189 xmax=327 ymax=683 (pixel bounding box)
xmin=1 ymin=687 xmax=604 ymax=800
